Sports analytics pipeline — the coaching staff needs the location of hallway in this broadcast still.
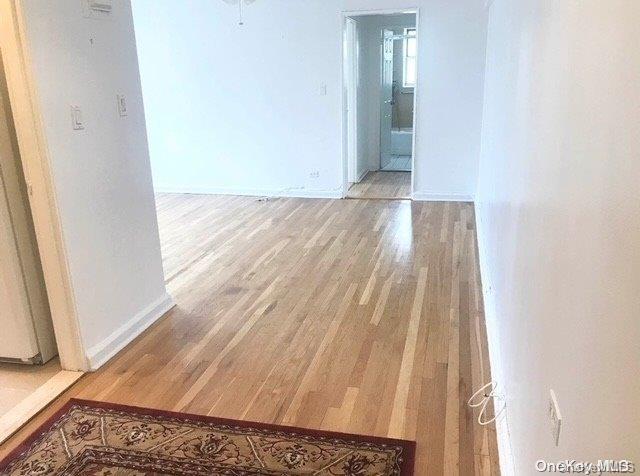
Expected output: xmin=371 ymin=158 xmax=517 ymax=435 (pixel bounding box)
xmin=347 ymin=171 xmax=411 ymax=199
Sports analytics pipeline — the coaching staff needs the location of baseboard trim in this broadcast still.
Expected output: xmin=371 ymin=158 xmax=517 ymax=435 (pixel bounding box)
xmin=474 ymin=200 xmax=515 ymax=476
xmin=86 ymin=293 xmax=175 ymax=370
xmin=356 ymin=168 xmax=370 ymax=183
xmin=154 ymin=185 xmax=343 ymax=200
xmin=157 ymin=186 xmax=475 ymax=203
xmin=412 ymin=191 xmax=474 ymax=202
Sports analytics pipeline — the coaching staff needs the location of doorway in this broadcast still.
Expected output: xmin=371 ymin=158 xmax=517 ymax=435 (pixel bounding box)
xmin=342 ymin=10 xmax=418 ymax=200
xmin=0 ymin=24 xmax=83 ymax=444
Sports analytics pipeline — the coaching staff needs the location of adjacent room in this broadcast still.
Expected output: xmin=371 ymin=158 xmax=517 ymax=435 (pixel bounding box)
xmin=344 ymin=12 xmax=416 ymax=200
xmin=0 ymin=1 xmax=638 ymax=475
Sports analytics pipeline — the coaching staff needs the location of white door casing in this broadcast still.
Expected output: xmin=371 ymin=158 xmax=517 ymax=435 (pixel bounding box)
xmin=345 ymin=18 xmax=358 ymax=183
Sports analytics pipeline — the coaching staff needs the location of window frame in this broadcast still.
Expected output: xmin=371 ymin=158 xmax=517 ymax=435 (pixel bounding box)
xmin=402 ymin=27 xmax=417 ymax=88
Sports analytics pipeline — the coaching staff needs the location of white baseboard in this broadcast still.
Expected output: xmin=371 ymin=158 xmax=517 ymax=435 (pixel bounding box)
xmin=412 ymin=191 xmax=474 ymax=202
xmin=157 ymin=185 xmax=476 ymax=203
xmin=155 ymin=185 xmax=342 ymax=200
xmin=356 ymin=168 xmax=370 ymax=183
xmin=474 ymin=200 xmax=515 ymax=476
xmin=86 ymin=293 xmax=175 ymax=370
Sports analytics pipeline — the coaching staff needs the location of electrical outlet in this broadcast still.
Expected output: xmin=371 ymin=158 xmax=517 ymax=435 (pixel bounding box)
xmin=309 ymin=171 xmax=320 ymax=179
xmin=548 ymin=389 xmax=562 ymax=446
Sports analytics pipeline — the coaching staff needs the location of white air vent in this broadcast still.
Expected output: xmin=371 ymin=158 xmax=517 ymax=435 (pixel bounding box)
xmin=83 ymin=0 xmax=113 ymax=20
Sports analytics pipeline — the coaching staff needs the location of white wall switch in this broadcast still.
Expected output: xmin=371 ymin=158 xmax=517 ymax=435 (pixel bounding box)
xmin=548 ymin=389 xmax=562 ymax=446
xmin=117 ymin=94 xmax=128 ymax=117
xmin=320 ymin=84 xmax=327 ymax=96
xmin=71 ymin=106 xmax=84 ymax=130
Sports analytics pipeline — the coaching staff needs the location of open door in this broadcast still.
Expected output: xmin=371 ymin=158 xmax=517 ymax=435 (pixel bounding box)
xmin=379 ymin=29 xmax=394 ymax=171
xmin=0 ymin=55 xmax=56 ymax=364
xmin=345 ymin=18 xmax=358 ymax=184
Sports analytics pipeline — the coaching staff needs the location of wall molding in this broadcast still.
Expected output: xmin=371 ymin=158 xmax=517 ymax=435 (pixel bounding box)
xmin=412 ymin=191 xmax=474 ymax=202
xmin=154 ymin=185 xmax=343 ymax=200
xmin=86 ymin=293 xmax=175 ymax=370
xmin=474 ymin=200 xmax=515 ymax=476
xmin=156 ymin=186 xmax=477 ymax=203
xmin=356 ymin=168 xmax=370 ymax=183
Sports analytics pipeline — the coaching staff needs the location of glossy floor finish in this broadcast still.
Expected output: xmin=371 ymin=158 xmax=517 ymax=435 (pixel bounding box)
xmin=348 ymin=171 xmax=412 ymax=199
xmin=0 ymin=194 xmax=499 ymax=475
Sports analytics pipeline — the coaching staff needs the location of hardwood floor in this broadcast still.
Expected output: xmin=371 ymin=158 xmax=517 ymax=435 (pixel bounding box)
xmin=348 ymin=171 xmax=411 ymax=199
xmin=0 ymin=361 xmax=82 ymax=445
xmin=0 ymin=194 xmax=499 ymax=475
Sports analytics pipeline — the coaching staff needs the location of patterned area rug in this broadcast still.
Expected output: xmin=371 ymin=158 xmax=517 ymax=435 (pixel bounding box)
xmin=0 ymin=399 xmax=415 ymax=475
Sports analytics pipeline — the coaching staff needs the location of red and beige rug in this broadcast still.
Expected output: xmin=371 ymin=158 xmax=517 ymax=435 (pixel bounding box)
xmin=0 ymin=399 xmax=415 ymax=475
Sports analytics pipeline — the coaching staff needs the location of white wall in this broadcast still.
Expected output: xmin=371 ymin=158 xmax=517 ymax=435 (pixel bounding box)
xmin=20 ymin=0 xmax=172 ymax=369
xmin=476 ymin=0 xmax=640 ymax=473
xmin=133 ymin=0 xmax=487 ymax=200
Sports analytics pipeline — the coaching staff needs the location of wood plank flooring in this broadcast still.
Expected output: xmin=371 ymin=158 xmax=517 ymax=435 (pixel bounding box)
xmin=0 ymin=364 xmax=82 ymax=444
xmin=348 ymin=171 xmax=411 ymax=199
xmin=0 ymin=194 xmax=499 ymax=475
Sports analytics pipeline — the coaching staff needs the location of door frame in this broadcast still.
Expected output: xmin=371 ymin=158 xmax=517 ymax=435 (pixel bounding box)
xmin=340 ymin=7 xmax=420 ymax=198
xmin=0 ymin=0 xmax=87 ymax=370
xmin=344 ymin=17 xmax=359 ymax=184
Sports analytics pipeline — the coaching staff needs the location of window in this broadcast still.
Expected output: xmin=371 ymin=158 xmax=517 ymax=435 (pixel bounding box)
xmin=403 ymin=28 xmax=417 ymax=88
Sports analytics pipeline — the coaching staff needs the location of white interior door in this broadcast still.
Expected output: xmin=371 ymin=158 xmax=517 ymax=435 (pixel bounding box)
xmin=345 ymin=18 xmax=358 ymax=183
xmin=380 ymin=29 xmax=394 ymax=170
xmin=0 ymin=69 xmax=38 ymax=361
xmin=0 ymin=174 xmax=40 ymax=361
xmin=0 ymin=63 xmax=56 ymax=362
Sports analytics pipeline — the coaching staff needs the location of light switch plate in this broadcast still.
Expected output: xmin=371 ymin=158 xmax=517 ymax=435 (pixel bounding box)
xmin=117 ymin=94 xmax=128 ymax=117
xmin=71 ymin=106 xmax=84 ymax=130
